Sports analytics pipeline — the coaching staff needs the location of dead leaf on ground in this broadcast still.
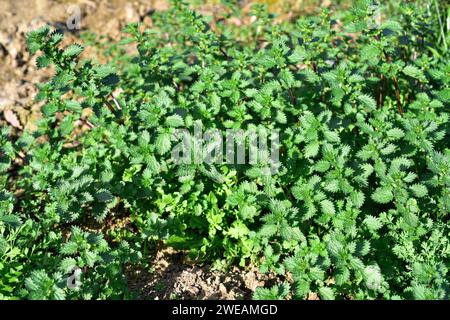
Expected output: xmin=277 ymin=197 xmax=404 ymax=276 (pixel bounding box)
xmin=3 ymin=109 xmax=23 ymax=129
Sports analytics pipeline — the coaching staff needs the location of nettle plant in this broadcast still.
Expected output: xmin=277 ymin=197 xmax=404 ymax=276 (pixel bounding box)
xmin=0 ymin=0 xmax=449 ymax=299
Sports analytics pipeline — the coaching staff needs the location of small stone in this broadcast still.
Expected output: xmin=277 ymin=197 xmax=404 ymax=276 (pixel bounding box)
xmin=219 ymin=283 xmax=227 ymax=296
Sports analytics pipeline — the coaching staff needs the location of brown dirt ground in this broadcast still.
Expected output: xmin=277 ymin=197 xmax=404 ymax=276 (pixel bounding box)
xmin=0 ymin=0 xmax=162 ymax=131
xmin=126 ymin=247 xmax=275 ymax=300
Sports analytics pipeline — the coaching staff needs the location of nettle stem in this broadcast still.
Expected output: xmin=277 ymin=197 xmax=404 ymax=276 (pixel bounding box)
xmin=110 ymin=93 xmax=122 ymax=111
xmin=104 ymin=98 xmax=116 ymax=114
xmin=378 ymin=74 xmax=384 ymax=109
xmin=383 ymin=49 xmax=403 ymax=116
xmin=392 ymin=76 xmax=403 ymax=115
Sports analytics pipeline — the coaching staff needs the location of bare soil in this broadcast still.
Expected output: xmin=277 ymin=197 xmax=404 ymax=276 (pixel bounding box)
xmin=126 ymin=247 xmax=273 ymax=300
xmin=0 ymin=0 xmax=168 ymax=130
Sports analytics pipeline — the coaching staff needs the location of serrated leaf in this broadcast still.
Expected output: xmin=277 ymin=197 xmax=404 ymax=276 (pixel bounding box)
xmin=288 ymin=46 xmax=308 ymax=63
xmin=410 ymin=184 xmax=428 ymax=198
xmin=240 ymin=205 xmax=257 ymax=220
xmin=0 ymin=236 xmax=8 ymax=255
xmin=60 ymin=257 xmax=77 ymax=273
xmin=364 ymin=216 xmax=383 ymax=232
xmin=95 ymin=189 xmax=114 ymax=202
xmin=304 ymin=142 xmax=320 ymax=158
xmin=364 ymin=265 xmax=383 ymax=291
xmin=276 ymin=110 xmax=287 ymax=124
xmin=381 ymin=20 xmax=402 ymax=33
xmin=358 ymin=94 xmax=376 ymax=109
xmin=165 ymin=114 xmax=184 ymax=127
xmin=259 ymin=223 xmax=277 ymax=237
xmin=62 ymin=44 xmax=84 ymax=57
xmin=320 ymin=199 xmax=335 ymax=215
xmin=84 ymin=251 xmax=98 ymax=267
xmin=227 ymin=221 xmax=249 ymax=239
xmin=0 ymin=214 xmax=22 ymax=227
xmin=94 ymin=65 xmax=116 ymax=78
xmin=42 ymin=103 xmax=58 ymax=117
xmin=314 ymin=160 xmax=330 ymax=173
xmin=60 ymin=242 xmax=78 ymax=255
xmin=156 ymin=133 xmax=172 ymax=155
xmin=371 ymin=187 xmax=393 ymax=204
xmin=323 ymin=130 xmax=340 ymax=143
xmin=318 ymin=287 xmax=335 ymax=300
xmin=253 ymin=282 xmax=290 ymax=300
xmin=403 ymin=65 xmax=426 ymax=81
xmin=355 ymin=240 xmax=371 ymax=256
xmin=279 ymin=68 xmax=295 ymax=86
xmin=50 ymin=31 xmax=64 ymax=45
xmin=210 ymin=92 xmax=221 ymax=109
xmin=350 ymin=191 xmax=365 ymax=208
xmin=36 ymin=55 xmax=51 ymax=69
xmin=100 ymin=170 xmax=114 ymax=183
xmin=386 ymin=128 xmax=405 ymax=140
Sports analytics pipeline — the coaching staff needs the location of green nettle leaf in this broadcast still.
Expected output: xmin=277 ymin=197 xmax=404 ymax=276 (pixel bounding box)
xmin=259 ymin=223 xmax=278 ymax=237
xmin=210 ymin=92 xmax=221 ymax=109
xmin=386 ymin=128 xmax=405 ymax=140
xmin=314 ymin=160 xmax=330 ymax=172
xmin=318 ymin=287 xmax=335 ymax=300
xmin=62 ymin=44 xmax=84 ymax=57
xmin=60 ymin=257 xmax=77 ymax=273
xmin=320 ymin=199 xmax=335 ymax=215
xmin=279 ymin=69 xmax=295 ymax=86
xmin=227 ymin=221 xmax=249 ymax=239
xmin=402 ymin=65 xmax=426 ymax=81
xmin=364 ymin=216 xmax=383 ymax=232
xmin=350 ymin=191 xmax=365 ymax=208
xmin=364 ymin=265 xmax=383 ymax=291
xmin=60 ymin=242 xmax=78 ymax=255
xmin=410 ymin=184 xmax=428 ymax=198
xmin=147 ymin=155 xmax=161 ymax=174
xmin=42 ymin=103 xmax=58 ymax=117
xmin=100 ymin=170 xmax=114 ymax=183
xmin=356 ymin=240 xmax=371 ymax=256
xmin=94 ymin=65 xmax=116 ymax=78
xmin=381 ymin=20 xmax=402 ymax=33
xmin=36 ymin=55 xmax=51 ymax=69
xmin=276 ymin=110 xmax=287 ymax=124
xmin=345 ymin=20 xmax=367 ymax=33
xmin=25 ymin=270 xmax=66 ymax=300
xmin=412 ymin=285 xmax=431 ymax=300
xmin=253 ymin=283 xmax=290 ymax=300
xmin=65 ymin=100 xmax=81 ymax=112
xmin=165 ymin=114 xmax=184 ymax=127
xmin=288 ymin=46 xmax=307 ymax=63
xmin=240 ymin=205 xmax=257 ymax=220
xmin=371 ymin=187 xmax=394 ymax=204
xmin=84 ymin=251 xmax=98 ymax=267
xmin=357 ymin=94 xmax=376 ymax=110
xmin=156 ymin=133 xmax=172 ymax=155
xmin=0 ymin=236 xmax=8 ymax=255
xmin=361 ymin=44 xmax=380 ymax=64
xmin=0 ymin=214 xmax=22 ymax=227
xmin=349 ymin=257 xmax=365 ymax=270
xmin=50 ymin=31 xmax=64 ymax=45
xmin=95 ymin=189 xmax=114 ymax=202
xmin=323 ymin=130 xmax=340 ymax=143
xmin=304 ymin=142 xmax=320 ymax=158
